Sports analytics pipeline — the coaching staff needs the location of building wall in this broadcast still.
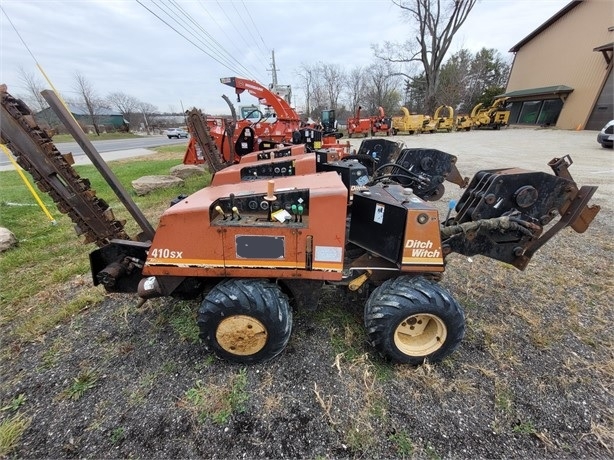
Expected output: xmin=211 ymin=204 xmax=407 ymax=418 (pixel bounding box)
xmin=507 ymin=0 xmax=613 ymax=129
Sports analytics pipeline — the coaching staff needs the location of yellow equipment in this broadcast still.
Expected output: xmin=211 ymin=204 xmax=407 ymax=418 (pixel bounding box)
xmin=470 ymin=97 xmax=510 ymax=130
xmin=455 ymin=114 xmax=473 ymax=131
xmin=391 ymin=107 xmax=428 ymax=135
xmin=433 ymin=105 xmax=455 ymax=132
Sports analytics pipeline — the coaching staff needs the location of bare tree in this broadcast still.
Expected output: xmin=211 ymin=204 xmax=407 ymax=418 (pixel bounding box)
xmin=345 ymin=66 xmax=367 ymax=116
xmin=17 ymin=66 xmax=56 ymax=128
xmin=374 ymin=0 xmax=477 ymax=113
xmin=436 ymin=49 xmax=473 ymax=109
xmin=295 ymin=63 xmax=318 ymax=117
xmin=107 ymin=91 xmax=141 ymax=132
xmin=138 ymin=102 xmax=159 ymax=134
xmin=364 ymin=62 xmax=402 ymax=116
xmin=73 ymin=72 xmax=106 ymax=135
xmin=320 ymin=63 xmax=346 ymax=111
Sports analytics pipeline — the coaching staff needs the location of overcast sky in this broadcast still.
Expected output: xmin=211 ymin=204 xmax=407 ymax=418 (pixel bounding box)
xmin=0 ymin=0 xmax=571 ymax=114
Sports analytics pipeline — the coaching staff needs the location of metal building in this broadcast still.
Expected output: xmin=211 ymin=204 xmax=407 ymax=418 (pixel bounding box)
xmin=503 ymin=0 xmax=613 ymax=130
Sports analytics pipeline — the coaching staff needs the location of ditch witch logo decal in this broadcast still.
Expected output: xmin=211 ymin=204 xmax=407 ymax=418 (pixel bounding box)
xmin=404 ymin=239 xmax=442 ymax=259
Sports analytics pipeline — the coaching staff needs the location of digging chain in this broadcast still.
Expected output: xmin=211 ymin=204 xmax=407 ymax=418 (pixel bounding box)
xmin=0 ymin=88 xmax=130 ymax=247
xmin=186 ymin=108 xmax=227 ymax=172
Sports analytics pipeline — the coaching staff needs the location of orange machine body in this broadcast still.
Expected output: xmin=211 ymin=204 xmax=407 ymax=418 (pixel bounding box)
xmin=143 ymin=172 xmax=348 ymax=281
xmin=347 ymin=106 xmax=372 ymax=138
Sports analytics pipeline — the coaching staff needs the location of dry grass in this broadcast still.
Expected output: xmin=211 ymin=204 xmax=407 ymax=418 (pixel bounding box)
xmin=0 ymin=413 xmax=30 ymax=457
xmin=179 ymin=369 xmax=249 ymax=424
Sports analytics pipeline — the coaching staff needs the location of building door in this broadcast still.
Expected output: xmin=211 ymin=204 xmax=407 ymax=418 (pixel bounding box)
xmin=586 ymin=67 xmax=613 ymax=130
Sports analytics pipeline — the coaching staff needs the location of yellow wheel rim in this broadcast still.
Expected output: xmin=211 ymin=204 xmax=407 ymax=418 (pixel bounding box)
xmin=216 ymin=315 xmax=268 ymax=356
xmin=394 ymin=314 xmax=447 ymax=356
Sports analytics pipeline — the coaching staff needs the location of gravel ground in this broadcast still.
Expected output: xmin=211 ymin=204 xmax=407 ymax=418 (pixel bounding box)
xmin=1 ymin=126 xmax=613 ymax=459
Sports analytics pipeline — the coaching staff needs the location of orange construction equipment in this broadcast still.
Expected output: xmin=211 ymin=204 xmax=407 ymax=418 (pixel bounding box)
xmin=2 ymin=85 xmax=601 ymax=368
xmin=370 ymin=107 xmax=393 ymax=136
xmin=347 ymin=106 xmax=372 ymax=138
xmin=183 ymin=77 xmax=350 ymax=167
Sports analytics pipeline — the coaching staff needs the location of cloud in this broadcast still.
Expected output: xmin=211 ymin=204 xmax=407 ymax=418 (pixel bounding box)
xmin=1 ymin=0 xmax=569 ymax=114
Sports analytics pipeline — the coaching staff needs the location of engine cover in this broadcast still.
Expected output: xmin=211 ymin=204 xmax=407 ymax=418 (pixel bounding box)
xmin=348 ymin=184 xmax=444 ymax=271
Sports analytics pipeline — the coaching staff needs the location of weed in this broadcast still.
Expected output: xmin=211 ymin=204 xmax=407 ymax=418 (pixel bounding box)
xmin=316 ymin=303 xmax=364 ymax=361
xmin=169 ymin=301 xmax=200 ymax=343
xmin=345 ymin=423 xmax=376 ymax=452
xmin=161 ymin=360 xmax=178 ymax=374
xmin=424 ymin=441 xmax=441 ymax=460
xmin=371 ymin=357 xmax=393 ymax=382
xmin=109 ymin=427 xmax=125 ymax=445
xmin=0 ymin=413 xmax=30 ymax=456
xmin=63 ymin=369 xmax=98 ymax=400
xmin=389 ymin=430 xmax=414 ymax=456
xmin=181 ymin=368 xmax=249 ymax=424
xmin=194 ymin=354 xmax=215 ymax=371
xmin=128 ymin=372 xmax=158 ymax=405
xmin=0 ymin=394 xmax=27 ymax=412
xmin=40 ymin=339 xmax=64 ymax=369
xmin=494 ymin=380 xmax=513 ymax=413
xmin=513 ymin=420 xmax=536 ymax=435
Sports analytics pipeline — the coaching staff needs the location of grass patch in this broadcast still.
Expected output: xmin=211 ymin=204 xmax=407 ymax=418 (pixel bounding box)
xmin=314 ymin=298 xmax=364 ymax=362
xmin=0 ymin=413 xmax=30 ymax=456
xmin=0 ymin=394 xmax=27 ymax=413
xmin=389 ymin=430 xmax=414 ymax=456
xmin=168 ymin=301 xmax=200 ymax=344
xmin=513 ymin=420 xmax=536 ymax=435
xmin=180 ymin=369 xmax=249 ymax=424
xmin=109 ymin=426 xmax=126 ymax=445
xmin=0 ymin=149 xmax=208 ymax=342
xmin=63 ymin=368 xmax=99 ymax=400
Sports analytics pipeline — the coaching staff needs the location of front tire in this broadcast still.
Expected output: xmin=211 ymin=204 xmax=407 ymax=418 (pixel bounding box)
xmin=364 ymin=277 xmax=465 ymax=364
xmin=198 ymin=278 xmax=292 ymax=364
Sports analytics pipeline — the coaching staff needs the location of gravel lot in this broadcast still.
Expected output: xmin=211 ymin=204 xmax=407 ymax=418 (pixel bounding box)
xmin=1 ymin=126 xmax=612 ymax=459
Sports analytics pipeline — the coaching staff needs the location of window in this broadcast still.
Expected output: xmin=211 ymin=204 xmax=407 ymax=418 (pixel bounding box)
xmin=518 ymin=101 xmax=542 ymax=124
xmin=537 ymin=99 xmax=563 ymax=126
xmin=510 ymin=98 xmax=564 ymax=126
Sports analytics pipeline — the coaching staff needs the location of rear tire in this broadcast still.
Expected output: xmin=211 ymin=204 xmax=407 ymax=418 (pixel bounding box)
xmin=364 ymin=276 xmax=465 ymax=364
xmin=198 ymin=278 xmax=292 ymax=364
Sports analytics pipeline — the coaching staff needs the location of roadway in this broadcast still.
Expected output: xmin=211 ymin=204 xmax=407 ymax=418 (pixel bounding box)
xmin=0 ymin=135 xmax=189 ymax=171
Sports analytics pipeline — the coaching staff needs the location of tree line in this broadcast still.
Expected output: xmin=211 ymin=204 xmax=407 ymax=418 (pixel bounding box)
xmin=18 ymin=67 xmax=168 ymax=136
xmin=296 ymin=46 xmax=509 ymax=122
xmin=298 ymin=0 xmax=509 ymax=121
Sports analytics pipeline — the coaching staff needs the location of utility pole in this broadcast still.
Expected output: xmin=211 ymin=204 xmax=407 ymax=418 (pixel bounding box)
xmin=267 ymin=50 xmax=279 ymax=88
xmin=267 ymin=49 xmax=292 ymax=105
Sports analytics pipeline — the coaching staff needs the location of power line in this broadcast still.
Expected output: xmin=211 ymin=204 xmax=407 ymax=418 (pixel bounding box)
xmin=229 ymin=0 xmax=267 ymax=59
xmin=213 ymin=0 xmax=269 ymax=79
xmin=196 ymin=0 xmax=264 ymax=79
xmin=135 ymin=0 xmax=250 ymax=77
xmin=240 ymin=0 xmax=270 ymax=59
xmin=165 ymin=0 xmax=257 ymax=79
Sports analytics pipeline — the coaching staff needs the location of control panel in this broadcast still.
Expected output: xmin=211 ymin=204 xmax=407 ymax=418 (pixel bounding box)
xmin=256 ymin=147 xmax=293 ymax=160
xmin=210 ymin=187 xmax=310 ymax=226
xmin=240 ymin=159 xmax=297 ymax=180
